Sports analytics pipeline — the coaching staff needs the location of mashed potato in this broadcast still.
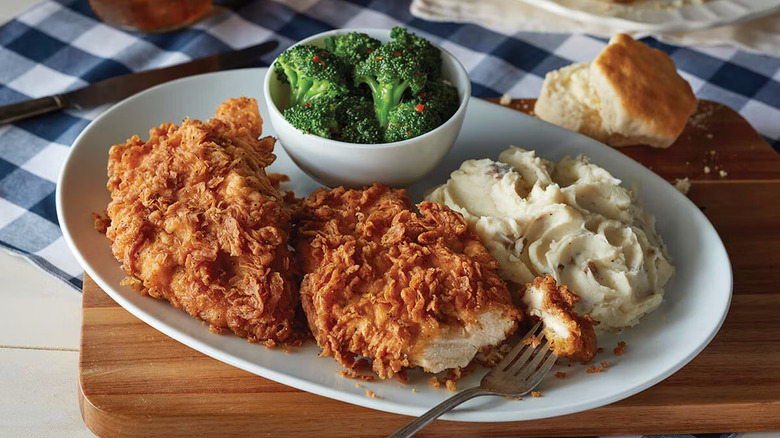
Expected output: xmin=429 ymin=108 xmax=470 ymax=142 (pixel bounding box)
xmin=426 ymin=147 xmax=674 ymax=331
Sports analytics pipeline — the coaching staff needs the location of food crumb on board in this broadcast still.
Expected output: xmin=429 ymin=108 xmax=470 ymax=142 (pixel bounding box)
xmin=674 ymin=178 xmax=691 ymax=195
xmin=555 ymin=372 xmax=567 ymax=379
xmin=704 ymin=165 xmax=711 ymax=174
xmin=719 ymin=170 xmax=728 ymax=178
xmin=355 ymin=382 xmax=361 ymax=388
xmin=531 ymin=391 xmax=542 ymax=398
xmin=601 ymin=361 xmax=609 ymax=369
xmin=614 ymin=341 xmax=626 ymax=356
xmin=499 ymin=94 xmax=512 ymax=105
xmin=412 ymin=388 xmax=417 ymax=393
xmin=365 ymin=389 xmax=379 ymax=399
xmin=689 ymin=102 xmax=717 ymax=129
xmin=705 ymin=133 xmax=714 ymax=139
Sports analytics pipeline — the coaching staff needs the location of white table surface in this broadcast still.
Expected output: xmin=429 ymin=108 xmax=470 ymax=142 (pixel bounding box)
xmin=0 ymin=1 xmax=777 ymax=437
xmin=0 ymin=5 xmax=95 ymax=438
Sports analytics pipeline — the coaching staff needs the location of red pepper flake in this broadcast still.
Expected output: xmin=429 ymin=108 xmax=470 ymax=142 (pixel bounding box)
xmin=303 ymin=102 xmax=311 ymax=107
xmin=393 ymin=50 xmax=402 ymax=57
xmin=416 ymin=104 xmax=425 ymax=113
xmin=312 ymin=55 xmax=320 ymax=62
xmin=367 ymin=48 xmax=374 ymax=53
xmin=328 ymin=127 xmax=335 ymax=133
xmin=417 ymin=91 xmax=427 ymax=99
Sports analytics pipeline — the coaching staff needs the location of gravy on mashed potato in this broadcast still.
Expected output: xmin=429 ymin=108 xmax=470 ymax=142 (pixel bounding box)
xmin=426 ymin=147 xmax=674 ymax=331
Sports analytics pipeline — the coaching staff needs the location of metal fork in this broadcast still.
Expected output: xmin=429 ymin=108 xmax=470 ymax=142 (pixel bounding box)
xmin=388 ymin=321 xmax=556 ymax=438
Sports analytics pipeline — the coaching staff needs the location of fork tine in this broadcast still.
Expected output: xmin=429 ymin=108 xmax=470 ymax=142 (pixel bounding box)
xmin=496 ymin=321 xmax=543 ymax=372
xmin=505 ymin=336 xmax=549 ymax=376
xmin=524 ymin=349 xmax=558 ymax=387
xmin=501 ymin=323 xmax=545 ymax=374
xmin=514 ymin=342 xmax=554 ymax=381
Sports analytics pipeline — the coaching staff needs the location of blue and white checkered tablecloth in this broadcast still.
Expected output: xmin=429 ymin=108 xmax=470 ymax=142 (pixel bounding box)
xmin=0 ymin=1 xmax=773 ymax=436
xmin=1 ymin=0 xmax=779 ymax=293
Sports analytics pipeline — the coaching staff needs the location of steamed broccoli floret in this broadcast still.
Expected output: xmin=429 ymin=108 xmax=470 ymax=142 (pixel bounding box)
xmin=384 ymin=101 xmax=442 ymax=142
xmin=324 ymin=32 xmax=381 ymax=66
xmin=383 ymin=82 xmax=459 ymax=142
xmin=283 ymin=96 xmax=340 ymax=139
xmin=354 ymin=27 xmax=441 ymax=127
xmin=417 ymin=81 xmax=459 ymax=123
xmin=339 ymin=97 xmax=383 ymax=144
xmin=277 ymin=27 xmax=459 ymax=144
xmin=283 ymin=95 xmax=382 ymax=144
xmin=274 ymin=45 xmax=349 ymax=107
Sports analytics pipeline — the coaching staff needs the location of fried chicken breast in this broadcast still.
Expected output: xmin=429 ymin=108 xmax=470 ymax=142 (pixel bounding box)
xmin=295 ymin=184 xmax=520 ymax=379
xmin=101 ymin=97 xmax=299 ymax=346
xmin=520 ymin=275 xmax=597 ymax=362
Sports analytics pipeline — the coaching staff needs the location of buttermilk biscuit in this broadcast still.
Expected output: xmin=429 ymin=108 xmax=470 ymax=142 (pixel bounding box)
xmin=535 ymin=34 xmax=697 ymax=149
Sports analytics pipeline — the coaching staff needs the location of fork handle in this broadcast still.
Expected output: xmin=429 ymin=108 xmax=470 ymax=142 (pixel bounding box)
xmin=388 ymin=387 xmax=494 ymax=438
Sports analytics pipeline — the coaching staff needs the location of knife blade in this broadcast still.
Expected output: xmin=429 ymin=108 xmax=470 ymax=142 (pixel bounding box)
xmin=0 ymin=40 xmax=279 ymax=125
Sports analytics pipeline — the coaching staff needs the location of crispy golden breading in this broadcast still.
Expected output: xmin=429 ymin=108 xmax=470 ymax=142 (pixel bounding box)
xmin=295 ymin=184 xmax=520 ymax=379
xmin=101 ymin=97 xmax=299 ymax=346
xmin=520 ymin=275 xmax=597 ymax=363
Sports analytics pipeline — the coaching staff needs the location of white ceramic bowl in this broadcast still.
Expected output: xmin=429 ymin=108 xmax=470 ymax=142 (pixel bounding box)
xmin=263 ymin=28 xmax=471 ymax=188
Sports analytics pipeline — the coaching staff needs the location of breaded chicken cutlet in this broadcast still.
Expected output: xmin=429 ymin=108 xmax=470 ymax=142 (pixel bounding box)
xmin=520 ymin=275 xmax=597 ymax=362
xmin=99 ymin=97 xmax=299 ymax=346
xmin=294 ymin=184 xmax=520 ymax=379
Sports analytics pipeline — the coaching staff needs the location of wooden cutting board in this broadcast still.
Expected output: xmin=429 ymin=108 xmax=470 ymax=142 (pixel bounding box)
xmin=79 ymin=99 xmax=780 ymax=437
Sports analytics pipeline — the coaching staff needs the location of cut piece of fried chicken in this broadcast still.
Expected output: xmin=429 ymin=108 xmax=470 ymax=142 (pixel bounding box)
xmin=295 ymin=184 xmax=520 ymax=379
xmin=520 ymin=275 xmax=597 ymax=362
xmin=101 ymin=97 xmax=299 ymax=346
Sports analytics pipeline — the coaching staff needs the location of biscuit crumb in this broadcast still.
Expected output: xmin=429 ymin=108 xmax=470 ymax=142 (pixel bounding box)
xmin=499 ymin=94 xmax=512 ymax=105
xmin=596 ymin=347 xmax=604 ymax=353
xmin=704 ymin=166 xmax=711 ymax=174
xmin=555 ymin=372 xmax=567 ymax=379
xmin=531 ymin=391 xmax=542 ymax=397
xmin=412 ymin=388 xmax=417 ymax=393
xmin=614 ymin=341 xmax=626 ymax=356
xmin=429 ymin=377 xmax=441 ymax=389
xmin=674 ymin=177 xmax=690 ymax=195
xmin=355 ymin=382 xmax=361 ymax=388
xmin=365 ymin=390 xmax=379 ymax=399
xmin=515 ymin=396 xmax=523 ymax=401
xmin=601 ymin=361 xmax=609 ymax=368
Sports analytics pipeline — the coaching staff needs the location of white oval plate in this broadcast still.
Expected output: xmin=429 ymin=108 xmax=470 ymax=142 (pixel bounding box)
xmin=525 ymin=0 xmax=780 ymax=32
xmin=57 ymin=68 xmax=732 ymax=422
